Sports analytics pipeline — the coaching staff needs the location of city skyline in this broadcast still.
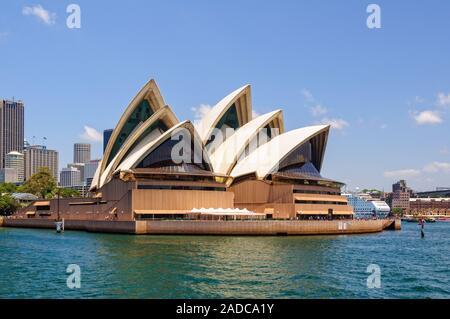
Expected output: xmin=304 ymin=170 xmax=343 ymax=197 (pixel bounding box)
xmin=1 ymin=1 xmax=449 ymax=191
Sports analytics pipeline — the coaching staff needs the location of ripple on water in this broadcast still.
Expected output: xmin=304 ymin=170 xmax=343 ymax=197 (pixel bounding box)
xmin=1 ymin=223 xmax=450 ymax=298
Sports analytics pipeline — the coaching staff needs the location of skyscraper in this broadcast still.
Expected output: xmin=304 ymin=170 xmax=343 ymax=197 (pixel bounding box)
xmin=24 ymin=145 xmax=58 ymax=180
xmin=0 ymin=168 xmax=18 ymax=183
xmin=103 ymin=129 xmax=113 ymax=153
xmin=60 ymin=167 xmax=81 ymax=187
xmin=5 ymin=151 xmax=24 ymax=183
xmin=0 ymin=99 xmax=24 ymax=168
xmin=73 ymin=143 xmax=91 ymax=164
xmin=84 ymin=159 xmax=100 ymax=188
xmin=68 ymin=163 xmax=85 ymax=183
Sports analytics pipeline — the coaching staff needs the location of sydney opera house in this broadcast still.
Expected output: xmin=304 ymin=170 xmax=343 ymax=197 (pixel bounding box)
xmin=16 ymin=79 xmax=355 ymax=225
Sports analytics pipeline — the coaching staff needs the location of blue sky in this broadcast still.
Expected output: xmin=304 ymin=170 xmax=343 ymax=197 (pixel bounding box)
xmin=0 ymin=0 xmax=449 ymax=191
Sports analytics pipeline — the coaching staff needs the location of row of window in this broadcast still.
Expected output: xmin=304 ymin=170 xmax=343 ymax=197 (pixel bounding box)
xmin=295 ymin=200 xmax=348 ymax=205
xmin=293 ymin=189 xmax=340 ymax=195
xmin=137 ymin=185 xmax=226 ymax=191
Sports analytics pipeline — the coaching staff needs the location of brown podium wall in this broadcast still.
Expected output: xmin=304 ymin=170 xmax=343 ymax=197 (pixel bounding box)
xmin=132 ymin=189 xmax=234 ymax=211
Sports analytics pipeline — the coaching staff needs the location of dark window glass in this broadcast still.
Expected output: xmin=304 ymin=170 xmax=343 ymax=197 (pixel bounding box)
xmin=206 ymin=103 xmax=239 ymax=148
xmin=106 ymin=99 xmax=154 ymax=166
xmin=121 ymin=120 xmax=168 ymax=162
xmin=136 ymin=135 xmax=209 ymax=172
xmin=279 ymin=162 xmax=322 ymax=178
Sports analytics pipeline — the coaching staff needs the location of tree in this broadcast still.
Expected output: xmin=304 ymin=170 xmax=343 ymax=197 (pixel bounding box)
xmin=21 ymin=167 xmax=56 ymax=199
xmin=391 ymin=208 xmax=404 ymax=217
xmin=57 ymin=188 xmax=81 ymax=198
xmin=0 ymin=195 xmax=20 ymax=216
xmin=0 ymin=182 xmax=18 ymax=194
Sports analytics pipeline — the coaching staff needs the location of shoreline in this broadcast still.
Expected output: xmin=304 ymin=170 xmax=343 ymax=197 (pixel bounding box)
xmin=0 ymin=218 xmax=401 ymax=236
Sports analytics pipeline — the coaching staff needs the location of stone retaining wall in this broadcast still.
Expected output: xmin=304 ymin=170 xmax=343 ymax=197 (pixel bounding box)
xmin=143 ymin=219 xmax=388 ymax=235
xmin=2 ymin=218 xmax=398 ymax=235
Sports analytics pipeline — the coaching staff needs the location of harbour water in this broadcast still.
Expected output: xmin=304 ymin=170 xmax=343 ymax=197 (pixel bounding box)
xmin=1 ymin=222 xmax=449 ymax=298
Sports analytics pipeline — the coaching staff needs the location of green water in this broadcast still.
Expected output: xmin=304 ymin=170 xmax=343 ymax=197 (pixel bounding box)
xmin=1 ymin=222 xmax=449 ymax=298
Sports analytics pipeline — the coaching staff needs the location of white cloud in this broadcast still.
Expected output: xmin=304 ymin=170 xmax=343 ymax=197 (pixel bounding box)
xmin=440 ymin=147 xmax=450 ymax=155
xmin=191 ymin=104 xmax=212 ymax=121
xmin=191 ymin=104 xmax=212 ymax=129
xmin=310 ymin=104 xmax=328 ymax=117
xmin=80 ymin=126 xmax=102 ymax=143
xmin=319 ymin=118 xmax=349 ymax=130
xmin=383 ymin=169 xmax=421 ymax=179
xmin=412 ymin=110 xmax=443 ymax=125
xmin=437 ymin=92 xmax=450 ymax=108
xmin=301 ymin=89 xmax=314 ymax=102
xmin=22 ymin=5 xmax=56 ymax=25
xmin=423 ymin=162 xmax=450 ymax=173
xmin=415 ymin=96 xmax=425 ymax=104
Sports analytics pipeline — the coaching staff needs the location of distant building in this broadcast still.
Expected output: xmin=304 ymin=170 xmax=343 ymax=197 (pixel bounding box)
xmin=5 ymin=151 xmax=24 ymax=183
xmin=65 ymin=184 xmax=88 ymax=197
xmin=392 ymin=180 xmax=412 ymax=213
xmin=344 ymin=193 xmax=390 ymax=218
xmin=84 ymin=159 xmax=100 ymax=188
xmin=103 ymin=129 xmax=113 ymax=152
xmin=11 ymin=192 xmax=38 ymax=205
xmin=0 ymin=168 xmax=18 ymax=183
xmin=60 ymin=167 xmax=81 ymax=187
xmin=0 ymin=99 xmax=24 ymax=168
xmin=24 ymin=145 xmax=59 ymax=180
xmin=73 ymin=143 xmax=91 ymax=164
xmin=409 ymin=198 xmax=450 ymax=216
xmin=67 ymin=163 xmax=85 ymax=183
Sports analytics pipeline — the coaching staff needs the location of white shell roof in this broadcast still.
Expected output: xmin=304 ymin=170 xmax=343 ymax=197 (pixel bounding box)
xmin=100 ymin=79 xmax=165 ymax=179
xmin=230 ymin=125 xmax=330 ymax=179
xmin=97 ymin=106 xmax=178 ymax=188
xmin=209 ymin=110 xmax=283 ymax=175
xmin=197 ymin=85 xmax=250 ymax=143
xmin=115 ymin=121 xmax=212 ymax=174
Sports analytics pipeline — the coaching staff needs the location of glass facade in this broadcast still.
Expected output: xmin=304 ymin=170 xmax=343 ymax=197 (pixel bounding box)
xmin=206 ymin=103 xmax=240 ymax=148
xmin=106 ymin=99 xmax=154 ymax=167
xmin=136 ymin=136 xmax=209 ymax=173
xmin=279 ymin=162 xmax=322 ymax=178
xmin=344 ymin=194 xmax=390 ymax=219
xmin=120 ymin=119 xmax=168 ymax=163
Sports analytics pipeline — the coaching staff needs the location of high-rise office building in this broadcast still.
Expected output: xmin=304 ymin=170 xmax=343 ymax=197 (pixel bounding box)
xmin=24 ymin=145 xmax=59 ymax=180
xmin=0 ymin=168 xmax=18 ymax=183
xmin=68 ymin=163 xmax=85 ymax=183
xmin=5 ymin=151 xmax=24 ymax=183
xmin=103 ymin=129 xmax=113 ymax=152
xmin=60 ymin=167 xmax=81 ymax=187
xmin=84 ymin=159 xmax=100 ymax=188
xmin=73 ymin=143 xmax=91 ymax=164
xmin=0 ymin=99 xmax=24 ymax=168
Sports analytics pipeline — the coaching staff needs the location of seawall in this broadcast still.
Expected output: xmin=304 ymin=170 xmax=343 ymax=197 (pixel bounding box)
xmin=2 ymin=218 xmax=399 ymax=235
xmin=2 ymin=218 xmax=136 ymax=234
xmin=138 ymin=219 xmax=388 ymax=235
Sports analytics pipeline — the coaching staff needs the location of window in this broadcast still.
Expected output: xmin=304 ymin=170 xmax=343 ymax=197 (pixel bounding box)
xmin=136 ymin=136 xmax=210 ymax=172
xmin=106 ymin=99 xmax=154 ymax=166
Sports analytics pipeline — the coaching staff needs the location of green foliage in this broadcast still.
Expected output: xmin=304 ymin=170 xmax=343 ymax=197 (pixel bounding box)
xmin=0 ymin=194 xmax=20 ymax=216
xmin=0 ymin=182 xmax=18 ymax=194
xmin=21 ymin=167 xmax=56 ymax=199
xmin=361 ymin=189 xmax=382 ymax=195
xmin=391 ymin=207 xmax=404 ymax=216
xmin=57 ymin=188 xmax=80 ymax=198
